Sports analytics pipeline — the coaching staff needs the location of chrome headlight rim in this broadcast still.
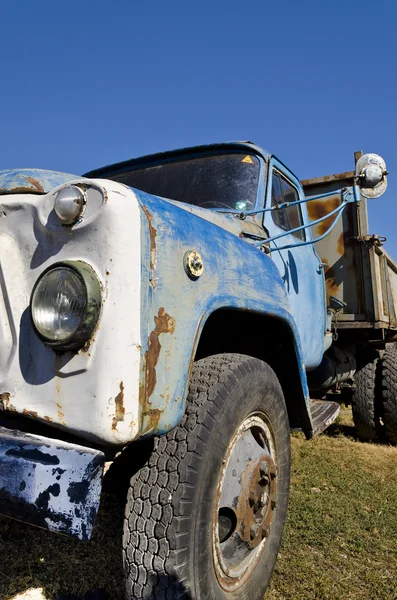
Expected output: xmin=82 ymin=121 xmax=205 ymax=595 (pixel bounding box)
xmin=30 ymin=260 xmax=102 ymax=352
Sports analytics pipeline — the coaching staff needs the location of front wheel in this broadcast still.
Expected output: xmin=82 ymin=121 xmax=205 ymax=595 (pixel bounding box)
xmin=123 ymin=353 xmax=291 ymax=600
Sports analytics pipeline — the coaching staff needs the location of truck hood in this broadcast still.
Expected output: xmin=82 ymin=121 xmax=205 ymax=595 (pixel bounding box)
xmin=165 ymin=197 xmax=267 ymax=243
xmin=0 ymin=169 xmax=81 ymax=195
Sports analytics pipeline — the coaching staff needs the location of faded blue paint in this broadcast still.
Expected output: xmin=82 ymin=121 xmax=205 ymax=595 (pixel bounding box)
xmin=264 ymin=157 xmax=326 ymax=370
xmin=86 ymin=142 xmax=326 ymax=438
xmin=0 ymin=169 xmax=81 ymax=195
xmin=134 ymin=188 xmax=313 ymax=437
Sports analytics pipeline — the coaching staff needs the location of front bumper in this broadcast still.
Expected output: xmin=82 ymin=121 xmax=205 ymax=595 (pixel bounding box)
xmin=0 ymin=426 xmax=104 ymax=540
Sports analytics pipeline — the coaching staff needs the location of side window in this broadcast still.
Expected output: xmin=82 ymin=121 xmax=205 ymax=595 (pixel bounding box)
xmin=271 ymin=170 xmax=305 ymax=241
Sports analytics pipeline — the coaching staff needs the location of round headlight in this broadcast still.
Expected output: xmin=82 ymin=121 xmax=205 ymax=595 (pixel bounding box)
xmin=31 ymin=261 xmax=101 ymax=351
xmin=54 ymin=186 xmax=86 ymax=225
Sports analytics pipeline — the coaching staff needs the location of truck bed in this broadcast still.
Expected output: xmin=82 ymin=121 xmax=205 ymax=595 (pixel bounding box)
xmin=301 ymin=155 xmax=397 ymax=340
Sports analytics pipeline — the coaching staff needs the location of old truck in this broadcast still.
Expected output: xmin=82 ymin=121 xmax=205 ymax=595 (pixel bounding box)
xmin=0 ymin=142 xmax=394 ymax=600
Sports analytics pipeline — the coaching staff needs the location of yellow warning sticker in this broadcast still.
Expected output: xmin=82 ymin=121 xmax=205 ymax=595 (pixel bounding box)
xmin=241 ymin=155 xmax=254 ymax=164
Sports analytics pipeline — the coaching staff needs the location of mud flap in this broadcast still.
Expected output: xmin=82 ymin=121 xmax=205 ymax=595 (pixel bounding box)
xmin=0 ymin=426 xmax=104 ymax=540
xmin=310 ymin=399 xmax=340 ymax=436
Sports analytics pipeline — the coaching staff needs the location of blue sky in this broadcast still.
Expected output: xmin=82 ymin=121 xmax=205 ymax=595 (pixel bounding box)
xmin=1 ymin=0 xmax=396 ymax=253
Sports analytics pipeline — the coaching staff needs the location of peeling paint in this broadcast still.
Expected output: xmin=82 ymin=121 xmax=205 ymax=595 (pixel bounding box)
xmin=145 ymin=308 xmax=176 ymax=400
xmin=307 ymin=195 xmax=341 ymax=236
xmin=56 ymin=403 xmax=65 ymax=423
xmin=24 ymin=176 xmax=44 ymax=193
xmin=0 ymin=392 xmax=11 ymax=409
xmin=23 ymin=409 xmax=38 ymax=418
xmin=112 ymin=382 xmax=125 ymax=430
xmin=337 ymin=231 xmax=345 ymax=256
xmin=0 ymin=425 xmax=104 ymax=540
xmin=142 ymin=204 xmax=157 ymax=285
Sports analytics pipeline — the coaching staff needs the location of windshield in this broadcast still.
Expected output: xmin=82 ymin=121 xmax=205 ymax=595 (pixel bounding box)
xmin=108 ymin=153 xmax=261 ymax=211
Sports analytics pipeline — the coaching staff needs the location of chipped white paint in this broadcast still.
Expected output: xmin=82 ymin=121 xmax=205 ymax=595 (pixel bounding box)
xmin=0 ymin=179 xmax=142 ymax=444
xmin=0 ymin=426 xmax=103 ymax=539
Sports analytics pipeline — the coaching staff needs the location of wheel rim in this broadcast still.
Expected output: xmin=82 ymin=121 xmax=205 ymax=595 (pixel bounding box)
xmin=213 ymin=413 xmax=278 ymax=591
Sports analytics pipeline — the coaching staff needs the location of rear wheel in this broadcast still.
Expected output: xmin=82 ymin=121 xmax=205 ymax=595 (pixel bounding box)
xmin=123 ymin=353 xmax=291 ymax=599
xmin=381 ymin=346 xmax=397 ymax=445
xmin=352 ymin=351 xmax=382 ymax=441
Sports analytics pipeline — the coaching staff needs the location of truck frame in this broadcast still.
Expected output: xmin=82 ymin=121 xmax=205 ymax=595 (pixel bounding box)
xmin=0 ymin=142 xmax=394 ymax=599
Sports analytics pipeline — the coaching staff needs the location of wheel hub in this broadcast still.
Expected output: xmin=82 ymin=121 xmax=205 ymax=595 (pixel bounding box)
xmin=213 ymin=415 xmax=278 ymax=591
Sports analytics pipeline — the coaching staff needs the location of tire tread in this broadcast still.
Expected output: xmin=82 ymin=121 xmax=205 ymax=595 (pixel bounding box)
xmin=352 ymin=352 xmax=381 ymax=441
xmin=381 ymin=347 xmax=397 ymax=444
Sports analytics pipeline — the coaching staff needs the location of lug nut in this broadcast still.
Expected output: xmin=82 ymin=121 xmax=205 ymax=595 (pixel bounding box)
xmin=262 ymin=525 xmax=270 ymax=539
xmin=260 ymin=461 xmax=269 ymax=478
xmin=260 ymin=492 xmax=268 ymax=507
xmin=250 ymin=523 xmax=259 ymax=540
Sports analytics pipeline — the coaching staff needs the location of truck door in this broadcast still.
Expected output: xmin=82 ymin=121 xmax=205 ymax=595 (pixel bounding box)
xmin=263 ymin=157 xmax=326 ymax=370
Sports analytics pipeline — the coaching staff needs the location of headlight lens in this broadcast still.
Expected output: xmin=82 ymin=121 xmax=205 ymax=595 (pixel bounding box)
xmin=32 ymin=268 xmax=86 ymax=341
xmin=31 ymin=261 xmax=101 ymax=350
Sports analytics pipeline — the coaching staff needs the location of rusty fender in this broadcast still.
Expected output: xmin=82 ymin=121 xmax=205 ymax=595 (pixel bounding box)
xmin=0 ymin=426 xmax=104 ymax=540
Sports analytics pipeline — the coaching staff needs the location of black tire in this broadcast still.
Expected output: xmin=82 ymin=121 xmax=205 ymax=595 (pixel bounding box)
xmin=123 ymin=353 xmax=291 ymax=600
xmin=381 ymin=346 xmax=397 ymax=445
xmin=352 ymin=351 xmax=382 ymax=441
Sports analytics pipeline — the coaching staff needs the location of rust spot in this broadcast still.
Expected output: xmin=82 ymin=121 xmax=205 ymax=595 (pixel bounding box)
xmin=145 ymin=308 xmax=176 ymax=400
xmin=106 ymin=270 xmax=110 ymax=276
xmin=321 ymin=257 xmax=340 ymax=300
xmin=325 ymin=267 xmax=338 ymax=298
xmin=24 ymin=176 xmax=44 ymax=193
xmin=81 ymin=339 xmax=92 ymax=353
xmin=143 ymin=408 xmax=161 ymax=427
xmin=0 ymin=392 xmax=11 ymax=408
xmin=233 ymin=456 xmax=278 ymax=549
xmin=142 ymin=205 xmax=157 ymax=284
xmin=337 ymin=231 xmax=345 ymax=256
xmin=0 ymin=186 xmax=43 ymax=195
xmin=44 ymin=415 xmax=53 ymax=422
xmin=23 ymin=409 xmax=38 ymax=418
xmin=56 ymin=403 xmax=65 ymax=423
xmin=301 ymin=171 xmax=355 ymax=187
xmin=112 ymin=382 xmax=125 ymax=430
xmin=307 ymin=195 xmax=341 ymax=236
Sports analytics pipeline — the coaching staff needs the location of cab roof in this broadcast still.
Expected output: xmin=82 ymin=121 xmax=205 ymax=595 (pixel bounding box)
xmin=83 ymin=141 xmax=271 ymax=178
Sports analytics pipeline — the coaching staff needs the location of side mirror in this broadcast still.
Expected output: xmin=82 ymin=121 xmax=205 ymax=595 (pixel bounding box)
xmin=355 ymin=153 xmax=388 ymax=198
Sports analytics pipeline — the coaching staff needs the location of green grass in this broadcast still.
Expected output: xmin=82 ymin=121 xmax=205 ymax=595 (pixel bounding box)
xmin=1 ymin=409 xmax=397 ymax=599
xmin=265 ymin=410 xmax=397 ymax=600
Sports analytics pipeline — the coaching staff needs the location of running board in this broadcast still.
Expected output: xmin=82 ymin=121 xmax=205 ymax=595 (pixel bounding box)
xmin=310 ymin=399 xmax=340 ymax=437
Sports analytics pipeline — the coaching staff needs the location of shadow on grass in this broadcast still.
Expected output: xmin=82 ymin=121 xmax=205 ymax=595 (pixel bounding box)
xmin=323 ymin=419 xmax=392 ymax=447
xmin=0 ymin=490 xmax=126 ymax=600
xmin=323 ymin=421 xmax=358 ymax=439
